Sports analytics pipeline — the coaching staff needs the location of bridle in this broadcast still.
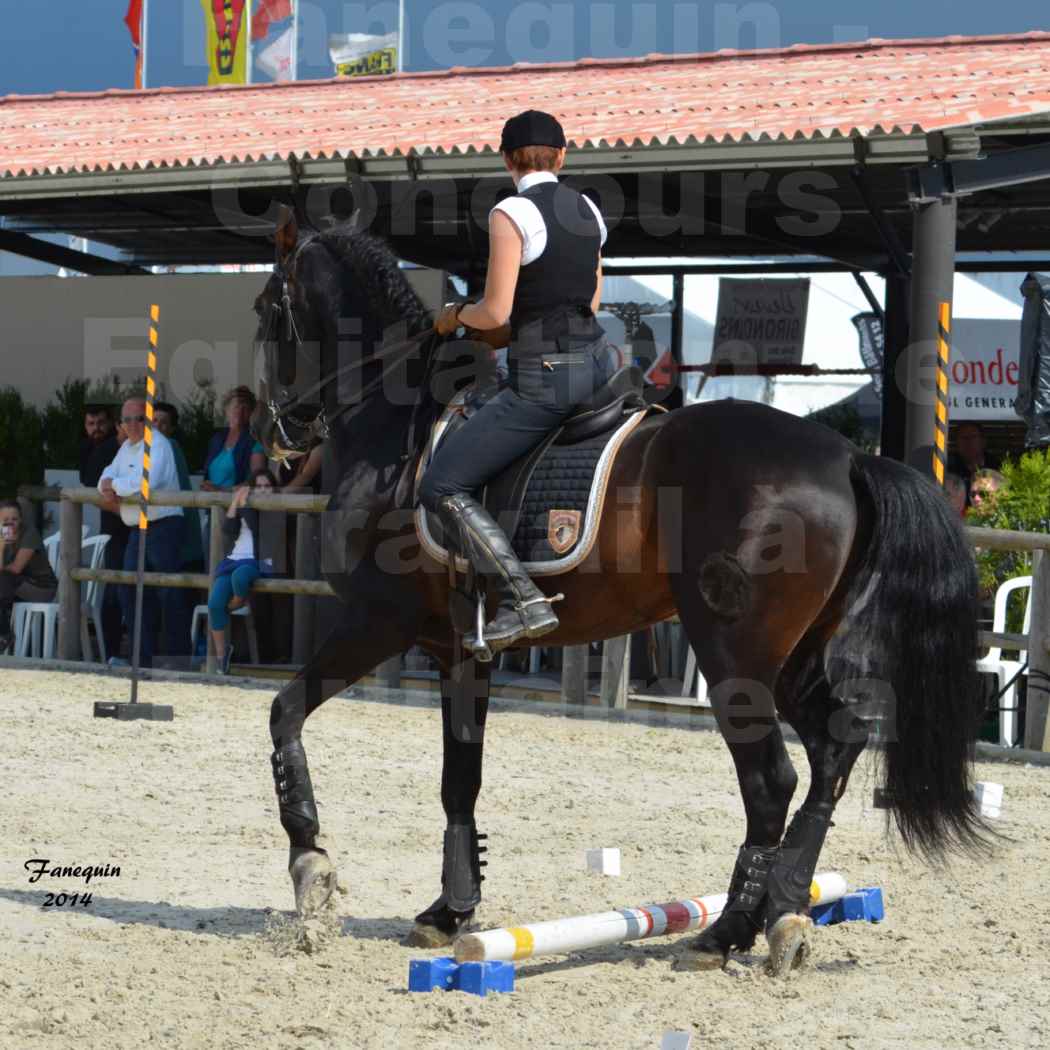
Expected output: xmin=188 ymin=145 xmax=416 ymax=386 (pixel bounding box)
xmin=260 ymin=236 xmax=437 ymax=463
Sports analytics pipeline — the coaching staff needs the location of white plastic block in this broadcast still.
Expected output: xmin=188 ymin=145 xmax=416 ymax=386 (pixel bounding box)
xmin=585 ymin=847 xmax=621 ymax=876
xmin=661 ymin=1033 xmax=692 ymax=1050
xmin=974 ymin=781 xmax=1003 ymax=818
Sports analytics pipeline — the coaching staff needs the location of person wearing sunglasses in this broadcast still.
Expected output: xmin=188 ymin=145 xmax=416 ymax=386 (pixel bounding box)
xmin=97 ymin=397 xmax=189 ymax=667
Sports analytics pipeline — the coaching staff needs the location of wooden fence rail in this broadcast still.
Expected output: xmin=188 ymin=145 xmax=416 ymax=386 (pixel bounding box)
xmin=16 ymin=487 xmax=1050 ymax=751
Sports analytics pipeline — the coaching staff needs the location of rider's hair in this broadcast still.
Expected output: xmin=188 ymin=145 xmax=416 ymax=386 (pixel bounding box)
xmin=504 ymin=145 xmax=561 ymax=174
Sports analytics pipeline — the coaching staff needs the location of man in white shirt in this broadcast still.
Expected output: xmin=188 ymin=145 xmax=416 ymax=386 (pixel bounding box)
xmin=99 ymin=398 xmax=189 ymax=667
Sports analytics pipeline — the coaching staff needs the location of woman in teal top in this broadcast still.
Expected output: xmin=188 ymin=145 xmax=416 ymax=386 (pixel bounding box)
xmin=202 ymin=386 xmax=267 ymax=491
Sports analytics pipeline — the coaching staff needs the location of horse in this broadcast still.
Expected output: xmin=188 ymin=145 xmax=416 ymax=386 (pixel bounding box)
xmin=251 ymin=205 xmax=987 ymax=975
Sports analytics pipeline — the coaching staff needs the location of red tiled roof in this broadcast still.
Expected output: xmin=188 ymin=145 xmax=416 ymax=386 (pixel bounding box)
xmin=3 ymin=32 xmax=1050 ymax=178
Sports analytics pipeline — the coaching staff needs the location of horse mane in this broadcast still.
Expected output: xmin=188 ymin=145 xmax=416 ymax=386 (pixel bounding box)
xmin=317 ymin=222 xmax=433 ymax=334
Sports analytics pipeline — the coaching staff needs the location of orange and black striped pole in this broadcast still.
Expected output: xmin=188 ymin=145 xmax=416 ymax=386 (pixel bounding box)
xmin=129 ymin=304 xmax=160 ymax=704
xmin=932 ymin=302 xmax=951 ymax=486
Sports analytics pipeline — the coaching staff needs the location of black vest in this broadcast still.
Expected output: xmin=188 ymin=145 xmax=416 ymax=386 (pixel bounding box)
xmin=508 ymin=180 xmax=604 ymax=360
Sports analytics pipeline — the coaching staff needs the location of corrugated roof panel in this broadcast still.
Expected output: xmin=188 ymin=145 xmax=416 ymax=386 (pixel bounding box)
xmin=3 ymin=33 xmax=1050 ymax=178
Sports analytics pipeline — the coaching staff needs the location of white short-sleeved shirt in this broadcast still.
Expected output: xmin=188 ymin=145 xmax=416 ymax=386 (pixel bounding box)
xmin=490 ymin=171 xmax=608 ymax=266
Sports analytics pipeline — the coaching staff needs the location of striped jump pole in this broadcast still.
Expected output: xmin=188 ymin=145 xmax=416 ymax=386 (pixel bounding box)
xmin=454 ymin=871 xmax=847 ymax=964
xmin=93 ymin=304 xmax=174 ymax=722
xmin=932 ymin=302 xmax=951 ymax=486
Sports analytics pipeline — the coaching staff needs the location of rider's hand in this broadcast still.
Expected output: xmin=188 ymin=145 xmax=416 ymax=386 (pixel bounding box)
xmin=467 ymin=323 xmax=511 ymax=351
xmin=434 ymin=302 xmax=465 ymax=336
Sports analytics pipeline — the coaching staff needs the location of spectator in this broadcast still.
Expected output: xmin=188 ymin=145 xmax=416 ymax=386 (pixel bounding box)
xmin=969 ymin=468 xmax=1006 ymax=514
xmin=98 ymin=398 xmax=189 ymax=668
xmin=208 ymin=469 xmax=279 ymax=674
xmin=79 ymin=404 xmax=130 ymax=661
xmin=0 ymin=500 xmax=58 ymax=653
xmin=201 ymin=386 xmax=267 ymax=492
xmin=153 ymin=401 xmax=205 ymax=572
xmin=944 ymin=472 xmax=968 ymax=519
xmin=955 ymin=421 xmax=999 ymax=473
xmin=79 ymin=405 xmax=114 ymax=478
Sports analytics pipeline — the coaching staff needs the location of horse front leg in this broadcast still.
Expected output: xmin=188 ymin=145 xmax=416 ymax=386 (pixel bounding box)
xmin=408 ymin=646 xmax=491 ymax=947
xmin=270 ymin=605 xmax=416 ymax=917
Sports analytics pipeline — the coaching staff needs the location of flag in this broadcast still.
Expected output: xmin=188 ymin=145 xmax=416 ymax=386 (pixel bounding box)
xmin=201 ymin=0 xmax=249 ymax=85
xmin=257 ymin=24 xmax=293 ymax=82
xmin=124 ymin=0 xmax=144 ymax=89
xmin=253 ymin=0 xmax=293 ymax=42
xmin=329 ymin=32 xmax=398 ymax=77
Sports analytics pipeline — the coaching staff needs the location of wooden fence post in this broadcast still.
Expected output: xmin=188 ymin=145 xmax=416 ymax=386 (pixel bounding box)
xmin=206 ymin=506 xmax=223 ymax=675
xmin=57 ymin=495 xmax=82 ymax=661
xmin=599 ymin=635 xmax=630 ymax=710
xmin=1026 ymin=549 xmax=1050 ymax=751
xmin=292 ymin=512 xmax=318 ymax=666
xmin=560 ymin=644 xmax=588 ymax=705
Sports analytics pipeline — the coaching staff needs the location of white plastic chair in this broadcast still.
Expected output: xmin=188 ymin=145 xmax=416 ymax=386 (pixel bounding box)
xmin=681 ymin=646 xmax=711 ymax=708
xmin=79 ymin=534 xmax=111 ymax=663
xmin=191 ymin=603 xmax=261 ymax=667
xmin=12 ymin=533 xmax=61 ymax=659
xmin=976 ymin=575 xmax=1031 ymax=748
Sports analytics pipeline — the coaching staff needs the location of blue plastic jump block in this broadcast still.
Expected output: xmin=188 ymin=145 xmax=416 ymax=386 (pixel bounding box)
xmin=408 ymin=957 xmax=515 ymax=997
xmin=811 ymin=887 xmax=885 ymax=927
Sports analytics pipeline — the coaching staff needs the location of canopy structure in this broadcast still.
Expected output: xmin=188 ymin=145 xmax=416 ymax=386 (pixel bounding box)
xmin=0 ymin=33 xmax=1049 ymax=272
xmin=4 ymin=32 xmax=1050 ymax=456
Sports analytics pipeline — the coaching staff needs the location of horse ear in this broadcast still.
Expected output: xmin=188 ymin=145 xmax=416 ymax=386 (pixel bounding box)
xmin=275 ymin=205 xmax=298 ymax=266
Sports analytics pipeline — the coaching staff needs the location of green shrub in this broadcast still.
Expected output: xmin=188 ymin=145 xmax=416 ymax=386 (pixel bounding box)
xmin=968 ymin=448 xmax=1050 ymax=625
xmin=178 ymin=379 xmax=219 ymax=472
xmin=0 ymin=386 xmax=46 ymax=496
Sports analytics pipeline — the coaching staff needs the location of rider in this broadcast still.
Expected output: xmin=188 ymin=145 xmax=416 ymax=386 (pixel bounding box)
xmin=420 ymin=109 xmax=613 ymax=658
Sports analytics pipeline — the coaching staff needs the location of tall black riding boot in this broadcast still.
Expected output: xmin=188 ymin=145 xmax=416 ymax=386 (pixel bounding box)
xmin=437 ymin=494 xmax=559 ymax=659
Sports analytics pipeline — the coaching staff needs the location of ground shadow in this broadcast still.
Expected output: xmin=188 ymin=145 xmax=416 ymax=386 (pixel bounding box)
xmin=0 ymin=887 xmax=276 ymax=937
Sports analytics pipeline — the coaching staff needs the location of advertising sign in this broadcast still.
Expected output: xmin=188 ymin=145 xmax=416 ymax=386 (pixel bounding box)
xmin=711 ymin=278 xmax=809 ymax=367
xmin=947 ymin=319 xmax=1021 ymax=421
xmin=330 ymin=32 xmax=398 ymax=77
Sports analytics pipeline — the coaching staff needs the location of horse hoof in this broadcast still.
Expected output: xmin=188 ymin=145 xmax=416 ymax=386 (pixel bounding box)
xmin=765 ymin=913 xmax=812 ymax=977
xmin=405 ymin=922 xmax=456 ymax=949
xmin=289 ymin=847 xmax=337 ymax=918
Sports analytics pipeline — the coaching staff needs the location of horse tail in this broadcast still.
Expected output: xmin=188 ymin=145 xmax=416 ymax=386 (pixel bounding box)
xmin=829 ymin=452 xmax=988 ymax=858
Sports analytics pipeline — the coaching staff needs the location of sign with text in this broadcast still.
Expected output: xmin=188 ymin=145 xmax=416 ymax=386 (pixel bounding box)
xmin=330 ymin=32 xmax=398 ymax=77
xmin=949 ymin=319 xmax=1021 ymax=421
xmin=711 ymin=278 xmax=810 ymax=367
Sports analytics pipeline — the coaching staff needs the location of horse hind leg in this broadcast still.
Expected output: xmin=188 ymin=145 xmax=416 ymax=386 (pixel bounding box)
xmin=675 ymin=626 xmax=799 ymax=970
xmin=763 ymin=652 xmax=870 ymax=976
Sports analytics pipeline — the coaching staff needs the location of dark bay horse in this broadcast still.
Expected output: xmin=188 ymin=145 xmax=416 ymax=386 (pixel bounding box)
xmin=252 ymin=207 xmax=987 ymax=974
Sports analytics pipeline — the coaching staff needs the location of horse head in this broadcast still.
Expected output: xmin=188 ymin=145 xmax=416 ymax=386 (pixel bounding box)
xmin=252 ymin=205 xmax=333 ymax=464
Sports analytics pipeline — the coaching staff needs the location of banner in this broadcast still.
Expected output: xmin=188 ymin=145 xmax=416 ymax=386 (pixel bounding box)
xmin=851 ymin=312 xmax=884 ymax=396
xmin=948 ymin=319 xmax=1021 ymax=421
xmin=329 ymin=32 xmax=398 ymax=77
xmin=124 ymin=0 xmax=144 ymax=89
xmin=711 ymin=278 xmax=810 ymax=367
xmin=257 ymin=24 xmax=293 ymax=82
xmin=252 ymin=0 xmax=292 ymax=42
xmin=201 ymin=0 xmax=249 ymax=85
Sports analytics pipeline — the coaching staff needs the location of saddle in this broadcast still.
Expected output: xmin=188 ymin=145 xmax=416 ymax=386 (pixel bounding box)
xmin=416 ymin=366 xmax=655 ymax=576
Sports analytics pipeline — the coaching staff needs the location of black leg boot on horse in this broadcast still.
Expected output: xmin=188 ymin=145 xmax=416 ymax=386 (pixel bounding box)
xmin=437 ymin=494 xmax=560 ymax=660
xmin=409 ymin=652 xmax=492 ymax=947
